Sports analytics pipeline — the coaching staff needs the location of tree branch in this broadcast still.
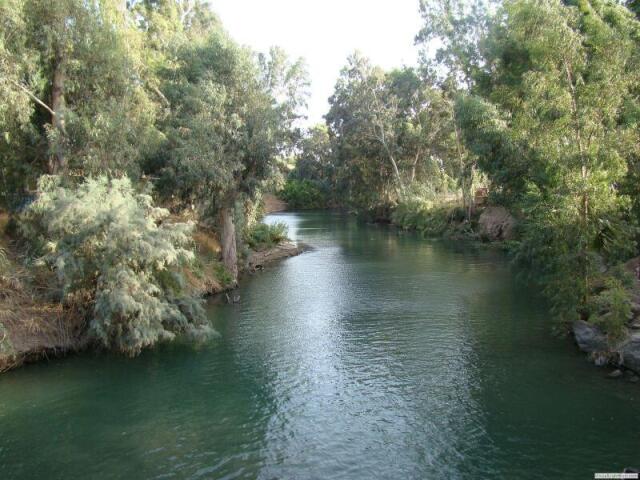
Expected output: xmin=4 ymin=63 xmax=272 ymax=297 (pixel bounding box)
xmin=4 ymin=78 xmax=56 ymax=116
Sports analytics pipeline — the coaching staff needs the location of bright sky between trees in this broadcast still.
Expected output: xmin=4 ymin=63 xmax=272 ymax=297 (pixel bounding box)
xmin=211 ymin=0 xmax=423 ymax=125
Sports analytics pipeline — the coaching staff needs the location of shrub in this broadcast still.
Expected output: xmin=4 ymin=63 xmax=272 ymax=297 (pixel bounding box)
xmin=20 ymin=175 xmax=214 ymax=356
xmin=590 ymin=276 xmax=633 ymax=344
xmin=391 ymin=198 xmax=464 ymax=238
xmin=280 ymin=179 xmax=327 ymax=209
xmin=245 ymin=222 xmax=288 ymax=250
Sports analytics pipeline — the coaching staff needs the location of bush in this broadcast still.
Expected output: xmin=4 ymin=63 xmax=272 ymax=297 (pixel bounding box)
xmin=20 ymin=175 xmax=214 ymax=356
xmin=245 ymin=222 xmax=288 ymax=250
xmin=391 ymin=198 xmax=464 ymax=238
xmin=280 ymin=179 xmax=327 ymax=209
xmin=590 ymin=276 xmax=633 ymax=344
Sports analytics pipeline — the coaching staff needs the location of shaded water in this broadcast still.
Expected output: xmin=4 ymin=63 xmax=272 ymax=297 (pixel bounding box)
xmin=1 ymin=211 xmax=639 ymax=479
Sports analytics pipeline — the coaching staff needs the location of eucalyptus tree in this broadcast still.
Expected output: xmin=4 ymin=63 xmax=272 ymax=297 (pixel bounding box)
xmin=459 ymin=0 xmax=640 ymax=321
xmin=325 ymin=54 xmax=396 ymax=209
xmin=157 ymin=31 xmax=308 ymax=282
xmin=0 ymin=0 xmax=39 ymax=207
xmin=385 ymin=67 xmax=458 ymax=195
xmin=416 ymin=0 xmax=499 ymax=216
xmin=291 ymin=124 xmax=333 ymax=185
xmin=325 ymin=54 xmax=460 ymax=211
xmin=0 ymin=0 xmax=159 ymax=186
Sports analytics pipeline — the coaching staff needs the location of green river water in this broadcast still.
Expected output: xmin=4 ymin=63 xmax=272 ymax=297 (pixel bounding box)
xmin=1 ymin=211 xmax=639 ymax=479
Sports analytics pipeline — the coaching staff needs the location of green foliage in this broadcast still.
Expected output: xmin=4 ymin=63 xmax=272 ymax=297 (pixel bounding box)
xmin=19 ymin=175 xmax=213 ymax=356
xmin=323 ymin=55 xmax=463 ymax=212
xmin=458 ymin=0 xmax=640 ymax=324
xmin=280 ymin=179 xmax=327 ymax=209
xmin=245 ymin=222 xmax=288 ymax=251
xmin=591 ymin=277 xmax=633 ymax=344
xmin=0 ymin=0 xmax=163 ymax=207
xmin=0 ymin=0 xmax=307 ymax=355
xmin=392 ymin=198 xmax=471 ymax=238
xmin=153 ymin=29 xmax=308 ymax=213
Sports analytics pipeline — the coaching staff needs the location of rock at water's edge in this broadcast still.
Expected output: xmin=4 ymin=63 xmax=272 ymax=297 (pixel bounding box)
xmin=477 ymin=206 xmax=516 ymax=241
xmin=608 ymin=369 xmax=623 ymax=379
xmin=572 ymin=320 xmax=608 ymax=353
xmin=621 ymin=334 xmax=640 ymax=374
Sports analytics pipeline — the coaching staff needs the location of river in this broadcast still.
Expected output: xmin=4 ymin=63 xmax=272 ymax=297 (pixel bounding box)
xmin=0 ymin=211 xmax=639 ymax=479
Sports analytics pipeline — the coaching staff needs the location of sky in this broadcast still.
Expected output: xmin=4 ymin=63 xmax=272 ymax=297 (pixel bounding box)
xmin=210 ymin=0 xmax=423 ymax=126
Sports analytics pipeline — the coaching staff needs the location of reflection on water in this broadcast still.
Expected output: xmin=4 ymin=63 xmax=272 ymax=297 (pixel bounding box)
xmin=0 ymin=211 xmax=639 ymax=479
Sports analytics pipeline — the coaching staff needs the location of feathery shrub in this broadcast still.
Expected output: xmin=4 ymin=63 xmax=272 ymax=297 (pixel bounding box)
xmin=20 ymin=175 xmax=214 ymax=356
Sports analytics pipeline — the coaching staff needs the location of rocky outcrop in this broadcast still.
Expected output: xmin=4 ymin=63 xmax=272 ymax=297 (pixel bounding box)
xmin=621 ymin=333 xmax=640 ymax=374
xmin=478 ymin=206 xmax=516 ymax=241
xmin=572 ymin=320 xmax=608 ymax=353
xmin=572 ymin=320 xmax=640 ymax=375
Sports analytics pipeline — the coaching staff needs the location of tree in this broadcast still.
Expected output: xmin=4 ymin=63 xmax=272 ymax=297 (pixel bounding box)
xmin=156 ymin=31 xmax=308 ymax=282
xmin=326 ymin=54 xmax=397 ymax=209
xmin=416 ymin=0 xmax=499 ymax=217
xmin=0 ymin=0 xmax=40 ymax=207
xmin=460 ymin=0 xmax=640 ymax=321
xmin=324 ymin=54 xmax=461 ymax=212
xmin=291 ymin=124 xmax=333 ymax=185
xmin=0 ymin=0 xmax=161 ymax=185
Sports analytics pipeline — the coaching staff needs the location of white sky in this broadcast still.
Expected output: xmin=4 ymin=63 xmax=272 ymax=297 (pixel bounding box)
xmin=210 ymin=0 xmax=423 ymax=126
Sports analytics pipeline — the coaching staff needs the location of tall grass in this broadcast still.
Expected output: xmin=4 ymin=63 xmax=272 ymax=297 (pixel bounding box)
xmin=245 ymin=222 xmax=289 ymax=250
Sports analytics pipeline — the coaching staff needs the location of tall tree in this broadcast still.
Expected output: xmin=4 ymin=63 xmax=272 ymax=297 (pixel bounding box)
xmin=0 ymin=0 xmax=161 ymax=181
xmin=156 ymin=31 xmax=308 ymax=282
xmin=458 ymin=0 xmax=640 ymax=320
xmin=416 ymin=0 xmax=499 ymax=217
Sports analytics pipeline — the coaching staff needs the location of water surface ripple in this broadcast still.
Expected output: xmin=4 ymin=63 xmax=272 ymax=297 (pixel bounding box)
xmin=1 ymin=212 xmax=639 ymax=479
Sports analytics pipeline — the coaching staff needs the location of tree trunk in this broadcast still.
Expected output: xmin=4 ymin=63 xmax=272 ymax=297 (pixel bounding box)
xmin=48 ymin=51 xmax=66 ymax=174
xmin=220 ymin=203 xmax=238 ymax=285
xmin=410 ymin=151 xmax=420 ymax=184
xmin=454 ymin=123 xmax=473 ymax=221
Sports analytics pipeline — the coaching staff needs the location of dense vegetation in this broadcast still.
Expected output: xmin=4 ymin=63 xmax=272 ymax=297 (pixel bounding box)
xmin=2 ymin=0 xmax=640 ymax=359
xmin=0 ymin=0 xmax=306 ymax=355
xmin=20 ymin=176 xmax=212 ymax=355
xmin=287 ymin=0 xmax=640 ymax=338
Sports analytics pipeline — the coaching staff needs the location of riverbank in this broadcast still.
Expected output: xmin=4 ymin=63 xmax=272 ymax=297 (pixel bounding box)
xmin=0 ymin=219 xmax=305 ymax=373
xmin=572 ymin=256 xmax=640 ymax=380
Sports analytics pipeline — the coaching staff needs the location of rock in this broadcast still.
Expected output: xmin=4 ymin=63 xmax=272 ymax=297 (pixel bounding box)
xmin=592 ymin=352 xmax=611 ymax=366
xmin=572 ymin=320 xmax=608 ymax=354
xmin=621 ymin=333 xmax=640 ymax=374
xmin=624 ymin=256 xmax=640 ymax=280
xmin=630 ymin=318 xmax=640 ymax=330
xmin=477 ymin=206 xmax=516 ymax=241
xmin=607 ymin=369 xmax=623 ymax=379
xmin=631 ymin=303 xmax=640 ymax=317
